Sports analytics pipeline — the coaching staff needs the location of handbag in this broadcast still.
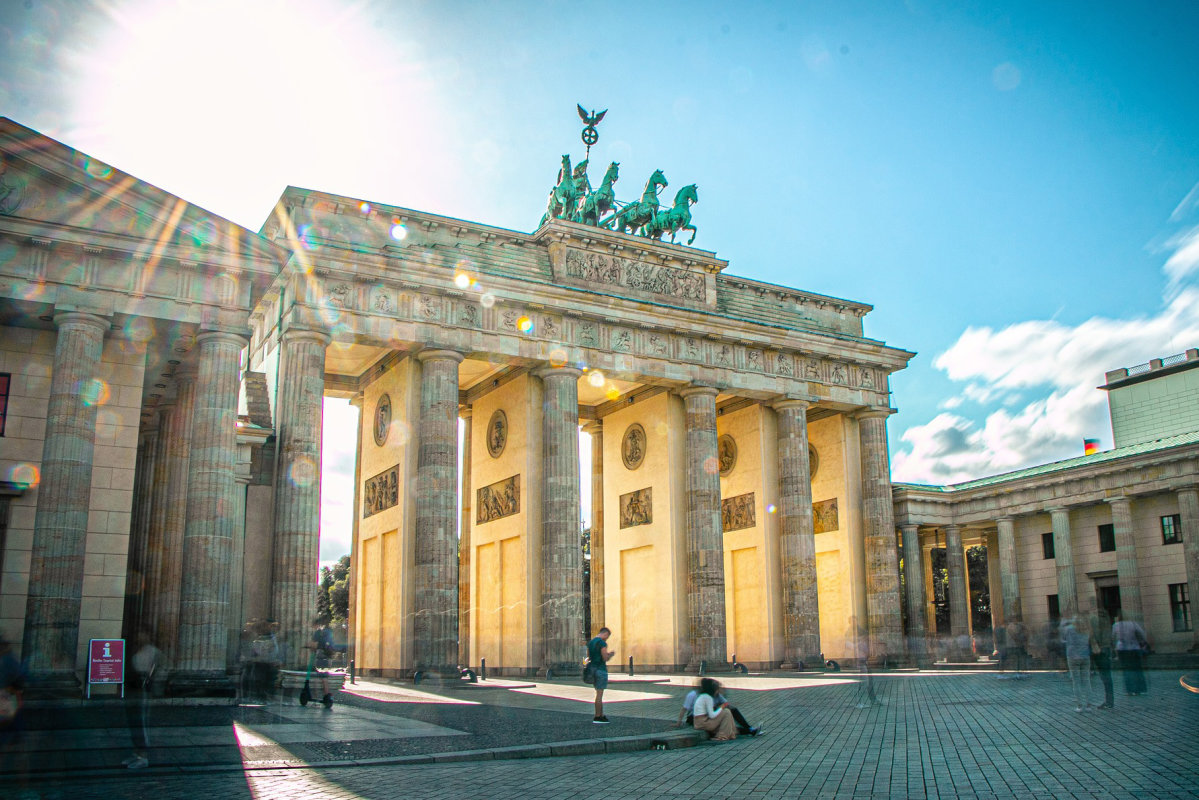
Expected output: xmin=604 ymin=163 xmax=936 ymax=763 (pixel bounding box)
xmin=582 ymin=660 xmax=595 ymax=685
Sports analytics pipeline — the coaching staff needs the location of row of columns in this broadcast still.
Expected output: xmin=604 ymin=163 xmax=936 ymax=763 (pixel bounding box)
xmin=903 ymin=487 xmax=1199 ymax=651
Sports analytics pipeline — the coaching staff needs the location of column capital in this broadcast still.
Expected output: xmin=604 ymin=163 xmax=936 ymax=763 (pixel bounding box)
xmin=52 ymin=310 xmax=110 ymax=334
xmin=582 ymin=419 xmax=603 ymax=436
xmin=280 ymin=327 xmax=332 ymax=347
xmin=1105 ymin=495 xmax=1132 ymax=507
xmin=853 ymin=405 xmax=896 ymax=421
xmin=416 ymin=348 xmax=464 ymax=364
xmin=943 ymin=523 xmax=962 ymax=534
xmin=1046 ymin=505 xmax=1072 ymax=515
xmin=196 ymin=329 xmax=249 ymax=349
xmin=458 ymin=405 xmax=473 ymax=420
xmin=348 ymin=392 xmax=364 ymax=409
xmin=771 ymin=395 xmax=818 ymax=412
xmin=995 ymin=515 xmax=1015 ymax=523
xmin=898 ymin=522 xmax=920 ymax=534
xmin=1174 ymin=484 xmax=1199 ymax=497
xmin=532 ymin=364 xmax=583 ymax=381
xmin=678 ymin=384 xmax=720 ymax=400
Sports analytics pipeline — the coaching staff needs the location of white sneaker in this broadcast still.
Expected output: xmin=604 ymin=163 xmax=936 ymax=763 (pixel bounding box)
xmin=1074 ymin=706 xmax=1084 ymax=713
xmin=127 ymin=756 xmax=149 ymax=770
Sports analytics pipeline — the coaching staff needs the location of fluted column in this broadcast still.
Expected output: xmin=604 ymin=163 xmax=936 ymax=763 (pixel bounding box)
xmin=680 ymin=386 xmax=727 ymax=669
xmin=995 ymin=517 xmax=1022 ymax=622
xmin=538 ymin=366 xmax=583 ymax=673
xmin=1049 ymin=507 xmax=1078 ymax=617
xmin=271 ymin=329 xmax=330 ymax=666
xmin=900 ymin=524 xmax=927 ymax=656
xmin=125 ymin=422 xmax=158 ymax=635
xmin=944 ymin=525 xmax=970 ymax=648
xmin=413 ymin=349 xmax=462 ymax=674
xmin=154 ymin=372 xmax=196 ymax=660
xmin=458 ymin=407 xmax=473 ymax=668
xmin=347 ymin=393 xmax=365 ymax=670
xmin=1108 ymin=497 xmax=1141 ymax=621
xmin=775 ymin=398 xmax=820 ymax=666
xmin=23 ymin=311 xmax=109 ymax=681
xmin=857 ymin=409 xmax=904 ymax=660
xmin=173 ymin=330 xmax=247 ymax=684
xmin=583 ymin=421 xmax=605 ymax=633
xmin=1177 ymin=487 xmax=1199 ymax=650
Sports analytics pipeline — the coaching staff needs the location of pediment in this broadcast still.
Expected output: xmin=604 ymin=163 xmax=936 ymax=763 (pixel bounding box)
xmin=0 ymin=117 xmax=284 ymax=272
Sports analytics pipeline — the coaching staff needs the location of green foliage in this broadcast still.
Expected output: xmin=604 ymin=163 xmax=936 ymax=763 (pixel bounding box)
xmin=317 ymin=554 xmax=351 ymax=624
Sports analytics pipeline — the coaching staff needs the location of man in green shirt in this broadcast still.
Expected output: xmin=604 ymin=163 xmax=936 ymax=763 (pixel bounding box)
xmin=587 ymin=627 xmax=614 ymax=723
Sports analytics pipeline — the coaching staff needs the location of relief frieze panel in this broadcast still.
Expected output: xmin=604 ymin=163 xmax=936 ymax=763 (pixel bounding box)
xmin=619 ymin=487 xmax=652 ymax=529
xmin=813 ymin=498 xmax=839 ymax=533
xmin=363 ymin=465 xmax=399 ymax=518
xmin=721 ymin=492 xmax=756 ymax=533
xmin=477 ymin=474 xmax=520 ymax=524
xmin=563 ymin=248 xmax=705 ymax=302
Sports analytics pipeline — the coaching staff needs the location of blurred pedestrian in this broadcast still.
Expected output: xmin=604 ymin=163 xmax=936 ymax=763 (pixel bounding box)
xmin=1060 ymin=616 xmax=1099 ymax=712
xmin=691 ymin=677 xmax=737 ymax=741
xmin=1006 ymin=618 xmax=1029 ymax=678
xmin=1113 ymin=612 xmax=1149 ymax=696
xmin=123 ymin=630 xmax=162 ymax=769
xmin=677 ymin=681 xmax=761 ymax=735
xmin=586 ymin=626 xmax=614 ymax=724
xmin=1090 ymin=606 xmax=1114 ymax=709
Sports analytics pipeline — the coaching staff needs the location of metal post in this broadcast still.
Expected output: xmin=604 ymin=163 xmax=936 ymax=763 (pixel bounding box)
xmin=627 ymin=656 xmax=634 ymax=677
xmin=480 ymin=658 xmax=486 ymax=681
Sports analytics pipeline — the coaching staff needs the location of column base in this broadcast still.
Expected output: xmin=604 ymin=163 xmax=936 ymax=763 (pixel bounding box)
xmin=168 ymin=671 xmax=236 ymax=697
xmin=685 ymin=660 xmax=732 ymax=674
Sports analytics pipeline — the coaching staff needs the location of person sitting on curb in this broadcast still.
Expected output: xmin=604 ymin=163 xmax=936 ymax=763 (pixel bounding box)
xmin=677 ymin=681 xmax=762 ymax=736
xmin=690 ymin=677 xmax=739 ymax=742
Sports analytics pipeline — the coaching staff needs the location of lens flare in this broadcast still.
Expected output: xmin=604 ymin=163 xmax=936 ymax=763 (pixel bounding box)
xmin=454 ymin=273 xmax=471 ymax=289
xmin=390 ymin=223 xmax=407 ymax=241
xmin=359 ymin=202 xmax=371 ymax=214
xmin=588 ymin=371 xmax=605 ymax=387
xmin=480 ymin=292 xmax=496 ymax=308
xmin=766 ymin=504 xmax=777 ymax=514
xmin=10 ymin=463 xmax=40 ymax=488
xmin=288 ymin=456 xmax=318 ymax=487
xmin=548 ymin=347 xmax=568 ymax=367
xmin=605 ymin=386 xmax=620 ymax=401
xmin=80 ymin=378 xmax=110 ymax=406
xmin=297 ymin=224 xmax=320 ymax=250
xmin=703 ymin=457 xmax=720 ymax=475
xmin=517 ymin=316 xmax=533 ymax=333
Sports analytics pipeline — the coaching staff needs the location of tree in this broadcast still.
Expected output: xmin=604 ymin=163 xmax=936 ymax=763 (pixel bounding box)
xmin=317 ymin=555 xmax=351 ymax=624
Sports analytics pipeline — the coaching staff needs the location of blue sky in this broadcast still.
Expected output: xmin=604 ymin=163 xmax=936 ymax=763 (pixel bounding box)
xmin=3 ymin=0 xmax=1198 ymax=561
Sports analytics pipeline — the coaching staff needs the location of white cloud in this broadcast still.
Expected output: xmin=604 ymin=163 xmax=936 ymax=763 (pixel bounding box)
xmin=1163 ymin=226 xmax=1199 ymax=288
xmin=895 ymin=284 xmax=1199 ymax=485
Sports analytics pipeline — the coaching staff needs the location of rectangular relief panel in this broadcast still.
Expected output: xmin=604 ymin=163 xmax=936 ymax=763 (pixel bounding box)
xmin=813 ymin=498 xmax=839 ymax=533
xmin=477 ymin=474 xmax=520 ymax=525
xmin=363 ymin=465 xmax=399 ymax=518
xmin=619 ymin=487 xmax=653 ymax=529
xmin=721 ymin=492 xmax=756 ymax=532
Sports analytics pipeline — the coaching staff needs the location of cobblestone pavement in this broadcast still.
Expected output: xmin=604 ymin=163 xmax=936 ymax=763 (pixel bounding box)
xmin=5 ymin=670 xmax=1198 ymax=799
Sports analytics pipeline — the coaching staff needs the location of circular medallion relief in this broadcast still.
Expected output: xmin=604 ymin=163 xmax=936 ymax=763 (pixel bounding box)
xmin=621 ymin=423 xmax=647 ymax=470
xmin=809 ymin=445 xmax=819 ymax=480
xmin=717 ymin=434 xmax=737 ymax=476
xmin=486 ymin=410 xmax=508 ymax=458
xmin=373 ymin=394 xmax=391 ymax=446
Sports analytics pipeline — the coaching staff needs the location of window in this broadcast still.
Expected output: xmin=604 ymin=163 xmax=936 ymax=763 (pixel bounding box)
xmin=1169 ymin=583 xmax=1191 ymax=632
xmin=1047 ymin=594 xmax=1060 ymax=622
xmin=1162 ymin=514 xmax=1182 ymax=545
xmin=0 ymin=372 xmax=9 ymax=436
xmin=1098 ymin=524 xmax=1116 ymax=553
xmin=1042 ymin=532 xmax=1055 ymax=559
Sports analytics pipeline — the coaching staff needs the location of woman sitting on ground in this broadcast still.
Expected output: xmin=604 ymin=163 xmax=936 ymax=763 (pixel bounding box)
xmin=691 ymin=677 xmax=738 ymax=741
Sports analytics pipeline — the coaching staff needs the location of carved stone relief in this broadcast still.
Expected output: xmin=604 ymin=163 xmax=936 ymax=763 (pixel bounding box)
xmin=859 ymin=367 xmax=875 ymax=389
xmin=541 ymin=315 xmax=560 ymax=337
xmin=648 ymin=333 xmax=668 ymax=356
xmin=621 ymin=423 xmax=646 ymax=470
xmin=718 ymin=434 xmax=737 ymax=476
xmin=486 ymin=409 xmax=507 ymax=458
xmin=809 ymin=445 xmax=819 ymax=480
xmin=577 ymin=321 xmax=598 ymax=346
xmin=715 ymin=344 xmax=732 ymax=367
xmin=328 ymin=283 xmax=351 ymax=308
xmin=363 ymin=465 xmax=399 ymax=518
xmin=747 ymin=349 xmax=762 ymax=371
xmin=830 ymin=363 xmax=847 ymax=384
xmin=459 ymin=302 xmax=479 ymax=327
xmin=619 ymin=487 xmax=653 ymax=529
xmin=685 ymin=338 xmax=700 ymax=360
xmin=721 ymin=492 xmax=756 ymax=532
xmin=476 ymin=474 xmax=520 ymax=524
xmin=417 ymin=295 xmax=439 ymax=320
xmin=612 ymin=329 xmax=632 ymax=352
xmin=777 ymin=353 xmax=793 ymax=376
xmin=563 ymin=248 xmax=705 ymax=301
xmin=370 ymin=287 xmax=392 ymax=313
xmin=373 ymin=394 xmax=391 ymax=446
xmin=804 ymin=358 xmax=822 ymax=381
xmin=813 ymin=497 xmax=839 ymax=533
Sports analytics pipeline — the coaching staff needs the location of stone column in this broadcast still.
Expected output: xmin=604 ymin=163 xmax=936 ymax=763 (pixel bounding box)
xmin=23 ymin=311 xmax=109 ymax=681
xmin=538 ymin=366 xmax=583 ymax=673
xmin=124 ymin=423 xmax=158 ymax=635
xmin=1108 ymin=497 xmax=1141 ymax=621
xmin=680 ymin=386 xmax=727 ymax=670
xmin=583 ymin=421 xmax=605 ymax=634
xmin=986 ymin=532 xmax=1004 ymax=632
xmin=774 ymin=398 xmax=820 ymax=666
xmin=271 ymin=329 xmax=330 ymax=666
xmin=173 ymin=330 xmax=247 ymax=686
xmin=995 ymin=517 xmax=1022 ymax=622
xmin=944 ymin=525 xmax=970 ymax=652
xmin=458 ymin=407 xmax=472 ymax=668
xmin=153 ymin=371 xmax=196 ymax=661
xmin=413 ymin=349 xmax=462 ymax=675
xmin=900 ymin=524 xmax=927 ymax=658
xmin=347 ymin=393 xmax=365 ymax=671
xmin=857 ymin=409 xmax=904 ymax=661
xmin=1177 ymin=487 xmax=1199 ymax=650
xmin=1048 ymin=507 xmax=1078 ymax=618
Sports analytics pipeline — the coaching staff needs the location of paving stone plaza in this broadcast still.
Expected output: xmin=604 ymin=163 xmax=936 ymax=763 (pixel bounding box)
xmin=5 ymin=669 xmax=1198 ymax=799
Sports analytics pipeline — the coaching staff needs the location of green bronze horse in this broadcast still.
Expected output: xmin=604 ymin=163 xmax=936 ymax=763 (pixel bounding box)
xmin=572 ymin=161 xmax=619 ymax=226
xmin=642 ymin=183 xmax=698 ymax=245
xmin=600 ymin=168 xmax=667 ymax=235
xmin=540 ymin=154 xmax=576 ymax=227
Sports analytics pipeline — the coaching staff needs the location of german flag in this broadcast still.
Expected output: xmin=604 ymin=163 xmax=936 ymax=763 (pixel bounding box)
xmin=1084 ymin=439 xmax=1100 ymax=455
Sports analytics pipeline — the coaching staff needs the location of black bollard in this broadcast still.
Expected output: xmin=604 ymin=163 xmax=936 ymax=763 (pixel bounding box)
xmin=480 ymin=658 xmax=486 ymax=681
xmin=628 ymin=656 xmax=634 ymax=677
xmin=349 ymin=659 xmax=356 ymax=685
